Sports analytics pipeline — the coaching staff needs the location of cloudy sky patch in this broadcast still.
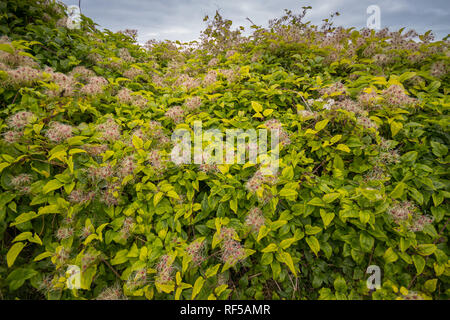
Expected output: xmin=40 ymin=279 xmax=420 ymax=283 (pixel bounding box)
xmin=61 ymin=0 xmax=450 ymax=44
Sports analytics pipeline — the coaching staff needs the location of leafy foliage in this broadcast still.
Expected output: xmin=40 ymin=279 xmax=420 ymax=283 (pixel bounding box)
xmin=0 ymin=1 xmax=449 ymax=300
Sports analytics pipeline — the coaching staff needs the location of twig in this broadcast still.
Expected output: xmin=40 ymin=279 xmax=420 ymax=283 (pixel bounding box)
xmin=101 ymin=258 xmax=122 ymax=280
xmin=299 ymin=94 xmax=312 ymax=112
xmin=246 ymin=17 xmax=257 ymax=27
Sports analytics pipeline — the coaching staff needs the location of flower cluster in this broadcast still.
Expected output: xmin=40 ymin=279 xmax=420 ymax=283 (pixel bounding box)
xmin=401 ymin=291 xmax=424 ymax=300
xmin=245 ymin=168 xmax=278 ymax=193
xmin=430 ymin=60 xmax=448 ymax=78
xmin=156 ymin=255 xmax=174 ymax=283
xmin=186 ymin=241 xmax=205 ymax=265
xmin=245 ymin=207 xmax=265 ymax=233
xmin=297 ymin=109 xmax=318 ymax=119
xmin=123 ymin=67 xmax=144 ymax=79
xmin=80 ymin=225 xmax=93 ymax=240
xmin=358 ymin=91 xmax=381 ymax=110
xmin=83 ymin=144 xmax=108 ymax=156
xmin=43 ymin=67 xmax=76 ymax=97
xmin=80 ymin=76 xmax=108 ymax=96
xmin=54 ymin=247 xmax=70 ymax=265
xmin=319 ymin=82 xmax=347 ymax=98
xmin=6 ymin=66 xmax=41 ymax=87
xmin=184 ymin=96 xmax=202 ymax=112
xmin=0 ymin=39 xmax=38 ymax=68
xmin=117 ymin=88 xmax=134 ymax=104
xmin=165 ymin=105 xmax=185 ymax=124
xmin=363 ymin=166 xmax=388 ymax=182
xmin=334 ymin=99 xmax=365 ymax=115
xmin=11 ymin=173 xmax=33 ymax=194
xmin=207 ymin=58 xmax=219 ymax=67
xmin=81 ymin=253 xmax=97 ymax=272
xmin=7 ymin=111 xmax=34 ymax=130
xmin=357 ymin=116 xmax=378 ymax=130
xmin=219 ymin=68 xmax=239 ymax=83
xmin=126 ymin=269 xmax=147 ymax=290
xmin=387 ymin=201 xmax=416 ymax=224
xmin=381 ymin=85 xmax=417 ymax=107
xmin=174 ymin=74 xmax=200 ymax=90
xmin=87 ymin=164 xmax=114 ymax=181
xmin=69 ymin=66 xmax=95 ymax=83
xmin=68 ymin=189 xmax=96 ymax=204
xmin=199 ymin=154 xmax=219 ymax=173
xmin=118 ymin=155 xmax=136 ymax=179
xmin=203 ymin=70 xmax=217 ymax=86
xmin=100 ymin=181 xmax=121 ymax=207
xmin=56 ymin=227 xmax=74 ymax=240
xmin=118 ymin=48 xmax=135 ymax=63
xmin=97 ymin=118 xmax=121 ymax=142
xmin=373 ymin=53 xmax=395 ymax=67
xmin=119 ymin=217 xmax=134 ymax=240
xmin=3 ymin=130 xmax=23 ymax=144
xmin=96 ymin=285 xmax=126 ymax=300
xmin=45 ymin=122 xmax=73 ymax=143
xmin=218 ymin=228 xmax=246 ymax=266
xmin=377 ymin=139 xmax=400 ymax=165
xmin=264 ymin=119 xmax=291 ymax=146
xmin=408 ymin=214 xmax=434 ymax=232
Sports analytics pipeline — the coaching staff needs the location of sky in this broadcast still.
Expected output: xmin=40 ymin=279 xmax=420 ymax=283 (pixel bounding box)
xmin=60 ymin=0 xmax=450 ymax=44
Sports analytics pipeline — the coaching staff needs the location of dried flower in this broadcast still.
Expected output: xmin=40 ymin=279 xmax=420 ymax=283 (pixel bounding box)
xmin=7 ymin=111 xmax=34 ymax=129
xmin=3 ymin=130 xmax=23 ymax=144
xmin=97 ymin=118 xmax=121 ymax=142
xmin=56 ymin=227 xmax=74 ymax=240
xmin=46 ymin=122 xmax=73 ymax=143
xmin=165 ymin=105 xmax=185 ymax=124
xmin=245 ymin=207 xmax=265 ymax=233
xmin=96 ymin=285 xmax=126 ymax=300
xmin=156 ymin=255 xmax=174 ymax=283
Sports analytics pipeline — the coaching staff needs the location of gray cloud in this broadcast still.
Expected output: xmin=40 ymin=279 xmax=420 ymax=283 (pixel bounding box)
xmin=61 ymin=0 xmax=450 ymax=43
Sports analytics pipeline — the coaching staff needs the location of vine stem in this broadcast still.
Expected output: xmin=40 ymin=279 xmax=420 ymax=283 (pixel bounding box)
xmin=101 ymin=258 xmax=122 ymax=280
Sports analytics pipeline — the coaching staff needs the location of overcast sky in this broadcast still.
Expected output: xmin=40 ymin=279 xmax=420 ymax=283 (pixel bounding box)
xmin=60 ymin=0 xmax=450 ymax=44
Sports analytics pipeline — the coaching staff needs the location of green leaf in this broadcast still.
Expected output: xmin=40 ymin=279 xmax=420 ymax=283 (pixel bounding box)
xmin=359 ymin=233 xmax=374 ymax=253
xmin=416 ymin=244 xmax=436 ymax=256
xmin=390 ymin=182 xmax=405 ymax=199
xmin=315 ymin=119 xmax=329 ymax=131
xmin=251 ymin=101 xmax=263 ymax=113
xmin=336 ymin=144 xmax=350 ymax=153
xmin=306 ymin=236 xmax=320 ymax=256
xmin=280 ymin=251 xmax=297 ymax=276
xmin=7 ymin=242 xmax=26 ymax=267
xmin=390 ymin=121 xmax=403 ymax=137
xmin=320 ymin=209 xmax=335 ymax=228
xmin=261 ymin=243 xmax=278 ymax=253
xmin=279 ymin=188 xmax=298 ymax=198
xmin=191 ymin=276 xmax=205 ymax=299
xmin=383 ymin=247 xmax=398 ymax=263
xmin=323 ymin=193 xmax=340 ymax=203
xmin=42 ymin=179 xmax=64 ymax=194
xmin=205 ymin=264 xmax=221 ymax=278
xmin=424 ymin=279 xmax=437 ymax=293
xmin=132 ymin=135 xmax=144 ymax=149
xmin=412 ymin=255 xmax=426 ymax=274
xmin=229 ymin=198 xmax=238 ymax=213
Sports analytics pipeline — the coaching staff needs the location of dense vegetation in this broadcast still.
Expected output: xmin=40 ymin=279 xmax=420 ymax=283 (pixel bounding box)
xmin=0 ymin=0 xmax=448 ymax=300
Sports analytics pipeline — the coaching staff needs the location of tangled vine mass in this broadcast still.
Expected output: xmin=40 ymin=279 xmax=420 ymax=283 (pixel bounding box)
xmin=0 ymin=1 xmax=448 ymax=300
